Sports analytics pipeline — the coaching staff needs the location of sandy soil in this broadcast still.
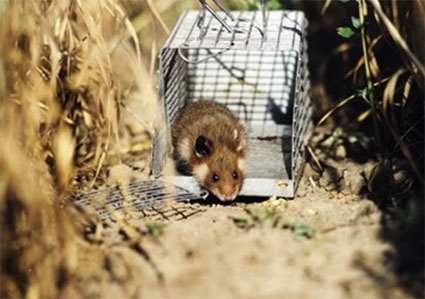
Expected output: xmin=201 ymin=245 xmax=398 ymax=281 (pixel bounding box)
xmin=66 ymin=154 xmax=421 ymax=299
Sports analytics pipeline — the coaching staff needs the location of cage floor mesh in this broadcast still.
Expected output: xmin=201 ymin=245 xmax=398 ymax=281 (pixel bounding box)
xmin=74 ymin=180 xmax=204 ymax=220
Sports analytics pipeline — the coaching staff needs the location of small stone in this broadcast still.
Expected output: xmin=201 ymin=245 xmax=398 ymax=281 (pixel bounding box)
xmin=306 ymin=208 xmax=318 ymax=216
xmin=335 ymin=144 xmax=346 ymax=159
xmin=343 ymin=165 xmax=367 ymax=195
xmin=321 ymin=136 xmax=335 ymax=148
xmin=319 ymin=165 xmax=343 ymax=190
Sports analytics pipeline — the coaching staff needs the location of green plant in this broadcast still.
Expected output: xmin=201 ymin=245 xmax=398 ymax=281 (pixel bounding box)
xmin=292 ymin=222 xmax=316 ymax=240
xmin=145 ymin=222 xmax=165 ymax=237
xmin=232 ymin=207 xmax=280 ymax=229
xmin=336 ymin=0 xmax=383 ymax=151
xmin=321 ymin=0 xmax=424 ymax=187
xmin=231 ymin=207 xmax=316 ymax=239
xmin=244 ymin=0 xmax=294 ymax=11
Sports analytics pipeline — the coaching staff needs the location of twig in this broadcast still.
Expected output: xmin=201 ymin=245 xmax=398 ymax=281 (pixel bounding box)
xmin=317 ymin=94 xmax=356 ymax=125
xmin=358 ymin=0 xmax=382 ymax=151
xmin=307 ymin=145 xmax=323 ymax=172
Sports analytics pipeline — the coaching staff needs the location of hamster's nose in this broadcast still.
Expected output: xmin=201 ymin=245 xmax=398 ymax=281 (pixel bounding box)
xmin=220 ymin=190 xmax=237 ymax=201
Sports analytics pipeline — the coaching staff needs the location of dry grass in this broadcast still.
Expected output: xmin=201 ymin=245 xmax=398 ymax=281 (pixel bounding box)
xmin=0 ymin=0 xmax=162 ymax=297
xmin=318 ymin=0 xmax=424 ymax=187
xmin=0 ymin=2 xmax=263 ymax=296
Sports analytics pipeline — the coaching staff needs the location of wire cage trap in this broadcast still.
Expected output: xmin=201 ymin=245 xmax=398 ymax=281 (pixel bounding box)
xmin=73 ymin=8 xmax=312 ymax=220
xmin=152 ymin=9 xmax=313 ymax=198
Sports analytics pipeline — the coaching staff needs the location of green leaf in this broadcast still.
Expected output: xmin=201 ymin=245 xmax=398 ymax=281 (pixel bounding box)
xmin=332 ymin=127 xmax=343 ymax=139
xmin=339 ymin=0 xmax=350 ymax=3
xmin=337 ymin=27 xmax=356 ymax=39
xmin=233 ymin=217 xmax=250 ymax=229
xmin=267 ymin=0 xmax=282 ymax=10
xmin=292 ymin=222 xmax=316 ymax=239
xmin=245 ymin=0 xmax=259 ymax=11
xmin=357 ymin=86 xmax=374 ymax=98
xmin=146 ymin=222 xmax=165 ymax=236
xmin=351 ymin=17 xmax=361 ymax=29
xmin=262 ymin=212 xmax=279 ymax=228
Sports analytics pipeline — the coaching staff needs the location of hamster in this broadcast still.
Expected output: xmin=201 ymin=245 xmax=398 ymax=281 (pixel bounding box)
xmin=171 ymin=100 xmax=246 ymax=202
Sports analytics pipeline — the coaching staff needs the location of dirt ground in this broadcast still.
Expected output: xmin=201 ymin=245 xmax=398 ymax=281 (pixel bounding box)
xmin=66 ymin=149 xmax=422 ymax=299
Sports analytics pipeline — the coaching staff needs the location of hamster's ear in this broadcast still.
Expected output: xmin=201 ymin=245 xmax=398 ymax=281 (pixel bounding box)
xmin=233 ymin=129 xmax=246 ymax=152
xmin=195 ymin=135 xmax=213 ymax=158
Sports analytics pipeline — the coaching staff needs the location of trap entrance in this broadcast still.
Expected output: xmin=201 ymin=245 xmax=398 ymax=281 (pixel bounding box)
xmin=153 ymin=10 xmax=312 ymax=198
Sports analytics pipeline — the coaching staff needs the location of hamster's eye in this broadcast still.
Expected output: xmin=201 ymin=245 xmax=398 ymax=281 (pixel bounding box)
xmin=232 ymin=171 xmax=238 ymax=179
xmin=212 ymin=173 xmax=219 ymax=182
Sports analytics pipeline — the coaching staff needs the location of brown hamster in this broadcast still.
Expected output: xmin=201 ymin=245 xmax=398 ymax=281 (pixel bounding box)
xmin=171 ymin=100 xmax=246 ymax=201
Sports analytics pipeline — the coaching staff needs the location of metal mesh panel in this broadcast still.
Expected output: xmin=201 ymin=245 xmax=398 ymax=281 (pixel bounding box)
xmin=291 ymin=26 xmax=312 ymax=183
xmin=155 ymin=10 xmax=312 ymax=198
xmin=159 ymin=48 xmax=189 ymax=127
xmin=74 ymin=180 xmax=205 ymax=220
xmin=168 ymin=10 xmax=305 ymax=51
xmin=187 ymin=49 xmax=296 ymax=126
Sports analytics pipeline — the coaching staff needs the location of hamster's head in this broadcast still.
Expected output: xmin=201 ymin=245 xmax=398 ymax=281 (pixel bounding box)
xmin=192 ymin=132 xmax=246 ymax=202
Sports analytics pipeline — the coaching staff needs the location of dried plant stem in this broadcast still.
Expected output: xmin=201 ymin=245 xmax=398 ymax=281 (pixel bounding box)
xmin=317 ymin=94 xmax=356 ymax=126
xmin=146 ymin=0 xmax=170 ymax=35
xmin=146 ymin=0 xmax=170 ymax=74
xmin=358 ymin=0 xmax=382 ymax=151
xmin=369 ymin=0 xmax=425 ymax=77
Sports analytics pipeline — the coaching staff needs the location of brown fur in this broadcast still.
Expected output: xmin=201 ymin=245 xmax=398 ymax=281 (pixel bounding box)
xmin=171 ymin=100 xmax=246 ymax=201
